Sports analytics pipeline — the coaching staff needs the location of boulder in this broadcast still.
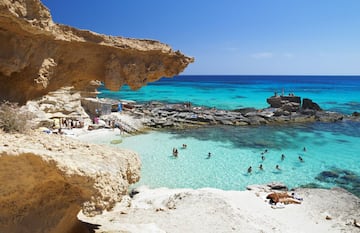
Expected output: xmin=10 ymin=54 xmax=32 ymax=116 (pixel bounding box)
xmin=302 ymin=98 xmax=322 ymax=111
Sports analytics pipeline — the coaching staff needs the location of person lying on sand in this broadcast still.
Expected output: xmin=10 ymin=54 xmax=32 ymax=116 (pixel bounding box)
xmin=266 ymin=192 xmax=302 ymax=205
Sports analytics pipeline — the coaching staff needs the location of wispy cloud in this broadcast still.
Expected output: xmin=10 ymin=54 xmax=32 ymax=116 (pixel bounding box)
xmin=251 ymin=52 xmax=273 ymax=59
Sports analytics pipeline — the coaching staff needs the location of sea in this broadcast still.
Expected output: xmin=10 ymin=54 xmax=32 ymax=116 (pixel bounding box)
xmin=91 ymin=75 xmax=360 ymax=196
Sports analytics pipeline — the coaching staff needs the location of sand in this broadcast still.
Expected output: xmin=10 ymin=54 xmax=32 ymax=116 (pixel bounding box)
xmin=78 ymin=186 xmax=360 ymax=233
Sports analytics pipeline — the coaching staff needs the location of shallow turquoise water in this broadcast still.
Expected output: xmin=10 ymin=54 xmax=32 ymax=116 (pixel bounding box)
xmin=94 ymin=76 xmax=360 ymax=196
xmin=83 ymin=121 xmax=360 ymax=196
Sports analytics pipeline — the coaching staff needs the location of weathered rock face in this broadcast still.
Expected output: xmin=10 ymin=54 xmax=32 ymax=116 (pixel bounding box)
xmin=0 ymin=131 xmax=141 ymax=233
xmin=0 ymin=0 xmax=194 ymax=104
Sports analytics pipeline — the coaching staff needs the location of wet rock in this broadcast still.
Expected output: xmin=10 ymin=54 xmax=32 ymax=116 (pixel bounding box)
xmin=302 ymin=98 xmax=322 ymax=111
xmin=352 ymin=111 xmax=360 ymax=117
xmin=267 ymin=182 xmax=288 ymax=191
xmin=315 ymin=111 xmax=343 ymax=122
xmin=233 ymin=108 xmax=257 ymax=114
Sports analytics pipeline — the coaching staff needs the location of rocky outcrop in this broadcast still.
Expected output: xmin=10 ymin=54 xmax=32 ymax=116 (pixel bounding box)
xmin=0 ymin=0 xmax=194 ymax=104
xmin=122 ymin=101 xmax=344 ymax=128
xmin=0 ymin=131 xmax=141 ymax=232
xmin=24 ymin=86 xmax=92 ymax=127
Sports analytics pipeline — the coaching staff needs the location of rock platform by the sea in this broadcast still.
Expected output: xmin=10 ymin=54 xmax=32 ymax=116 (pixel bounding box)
xmin=125 ymin=98 xmax=345 ymax=129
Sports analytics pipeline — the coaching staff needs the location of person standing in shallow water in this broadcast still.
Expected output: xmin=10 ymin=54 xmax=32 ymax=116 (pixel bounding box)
xmin=173 ymin=148 xmax=178 ymax=157
xmin=259 ymin=164 xmax=263 ymax=170
xmin=281 ymin=154 xmax=285 ymax=161
xmin=248 ymin=166 xmax=252 ymax=173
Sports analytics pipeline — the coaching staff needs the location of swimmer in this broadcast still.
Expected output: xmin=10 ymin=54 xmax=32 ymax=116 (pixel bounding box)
xmin=303 ymin=147 xmax=307 ymax=152
xmin=259 ymin=164 xmax=263 ymax=170
xmin=276 ymin=165 xmax=281 ymax=170
xmin=298 ymin=156 xmax=304 ymax=162
xmin=182 ymin=144 xmax=187 ymax=149
xmin=248 ymin=166 xmax=252 ymax=173
xmin=173 ymin=148 xmax=178 ymax=157
xmin=261 ymin=155 xmax=265 ymax=161
xmin=207 ymin=152 xmax=211 ymax=159
xmin=281 ymin=154 xmax=285 ymax=160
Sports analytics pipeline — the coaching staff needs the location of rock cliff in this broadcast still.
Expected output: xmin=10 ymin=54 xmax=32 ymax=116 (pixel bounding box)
xmin=0 ymin=0 xmax=194 ymax=104
xmin=0 ymin=0 xmax=193 ymax=232
xmin=0 ymin=131 xmax=141 ymax=233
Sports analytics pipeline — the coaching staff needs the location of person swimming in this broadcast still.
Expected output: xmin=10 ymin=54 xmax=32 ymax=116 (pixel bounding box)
xmin=207 ymin=152 xmax=211 ymax=159
xmin=261 ymin=155 xmax=265 ymax=161
xmin=259 ymin=164 xmax=263 ymax=170
xmin=303 ymin=147 xmax=307 ymax=152
xmin=248 ymin=166 xmax=252 ymax=173
xmin=281 ymin=154 xmax=285 ymax=160
xmin=276 ymin=165 xmax=281 ymax=170
xmin=298 ymin=156 xmax=304 ymax=162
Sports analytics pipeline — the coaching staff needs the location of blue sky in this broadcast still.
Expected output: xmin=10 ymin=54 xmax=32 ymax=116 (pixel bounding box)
xmin=42 ymin=0 xmax=360 ymax=75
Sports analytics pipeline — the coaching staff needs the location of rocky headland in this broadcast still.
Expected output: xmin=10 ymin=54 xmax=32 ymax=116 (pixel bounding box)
xmin=0 ymin=0 xmax=192 ymax=232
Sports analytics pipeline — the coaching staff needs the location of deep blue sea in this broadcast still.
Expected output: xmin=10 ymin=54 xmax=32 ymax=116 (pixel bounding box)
xmin=94 ymin=76 xmax=360 ymax=196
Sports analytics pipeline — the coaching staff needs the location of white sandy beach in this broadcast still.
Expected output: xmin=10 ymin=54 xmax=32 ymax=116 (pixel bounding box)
xmin=78 ymin=186 xmax=360 ymax=233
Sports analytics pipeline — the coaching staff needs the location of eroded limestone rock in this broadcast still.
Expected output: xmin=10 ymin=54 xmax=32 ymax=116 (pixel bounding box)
xmin=0 ymin=0 xmax=194 ymax=104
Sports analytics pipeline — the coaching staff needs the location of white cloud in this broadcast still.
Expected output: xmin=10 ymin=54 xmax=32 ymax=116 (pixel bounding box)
xmin=251 ymin=52 xmax=273 ymax=59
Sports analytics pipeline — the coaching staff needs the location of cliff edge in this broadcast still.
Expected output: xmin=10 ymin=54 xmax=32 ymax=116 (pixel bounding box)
xmin=0 ymin=0 xmax=194 ymax=104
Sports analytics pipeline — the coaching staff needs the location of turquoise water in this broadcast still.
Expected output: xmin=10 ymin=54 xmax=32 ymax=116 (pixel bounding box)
xmin=93 ymin=76 xmax=360 ymax=196
xmin=83 ymin=121 xmax=360 ymax=196
xmin=99 ymin=75 xmax=360 ymax=114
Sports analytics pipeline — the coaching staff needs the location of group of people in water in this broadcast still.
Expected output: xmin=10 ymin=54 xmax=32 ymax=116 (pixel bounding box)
xmin=171 ymin=145 xmax=307 ymax=173
xmin=172 ymin=144 xmax=216 ymax=160
xmin=248 ymin=147 xmax=306 ymax=174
